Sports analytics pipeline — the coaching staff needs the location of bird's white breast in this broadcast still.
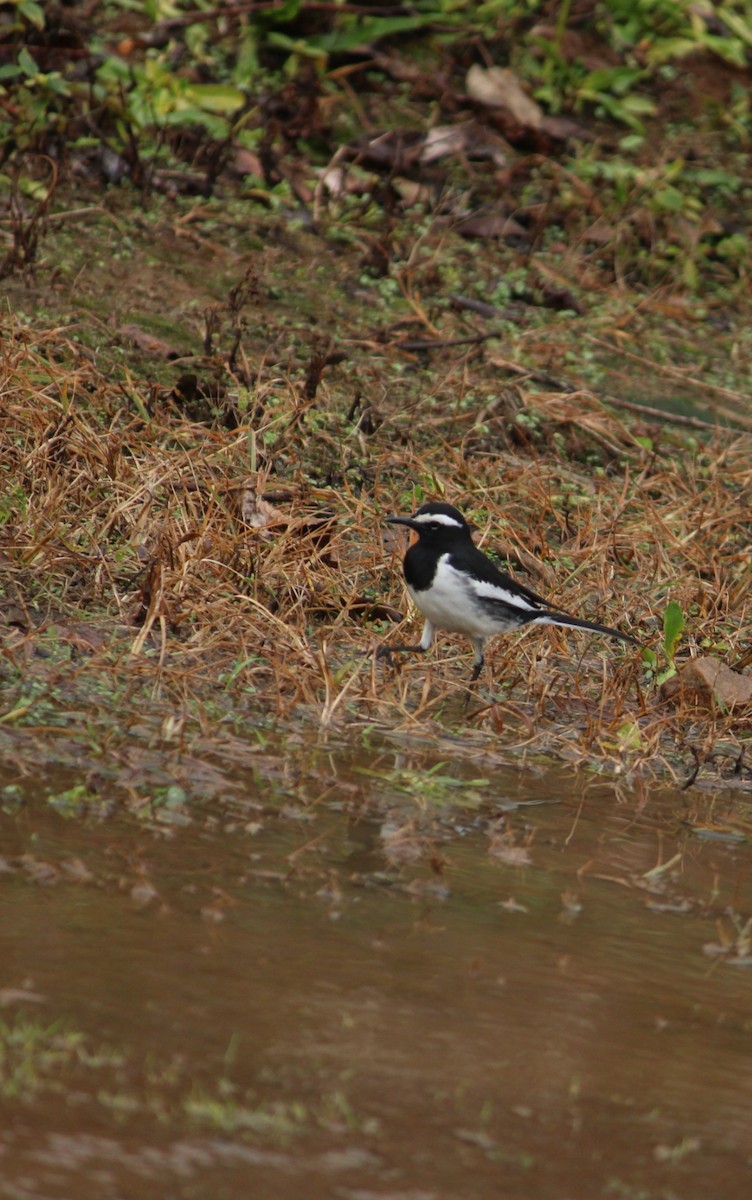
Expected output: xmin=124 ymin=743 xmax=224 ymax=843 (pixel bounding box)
xmin=408 ymin=554 xmax=537 ymax=637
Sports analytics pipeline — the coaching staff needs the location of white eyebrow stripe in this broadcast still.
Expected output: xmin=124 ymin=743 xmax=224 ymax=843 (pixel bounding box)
xmin=472 ymin=579 xmax=538 ymax=611
xmin=413 ymin=512 xmax=462 ymax=527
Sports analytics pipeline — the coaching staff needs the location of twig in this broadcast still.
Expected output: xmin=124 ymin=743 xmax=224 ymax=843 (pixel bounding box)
xmin=585 ymin=334 xmax=752 ymax=407
xmin=602 ymin=393 xmax=740 ymax=434
xmin=490 ymin=354 xmax=750 ymax=435
xmin=398 ymin=332 xmax=502 ymax=351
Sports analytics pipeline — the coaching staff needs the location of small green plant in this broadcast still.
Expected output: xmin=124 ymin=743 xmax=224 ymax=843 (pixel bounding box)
xmin=47 ymin=785 xmax=100 ymax=818
xmin=94 ymin=53 xmax=246 ymax=140
xmin=662 ymin=599 xmax=685 ymax=663
xmin=0 ymin=1015 xmax=96 ymax=1101
xmin=0 ymin=46 xmax=72 ymax=155
xmin=355 ymin=760 xmax=490 ymax=808
xmin=642 ymin=599 xmax=684 ymax=685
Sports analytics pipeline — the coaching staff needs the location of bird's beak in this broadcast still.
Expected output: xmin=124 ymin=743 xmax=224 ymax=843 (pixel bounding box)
xmin=385 ymin=514 xmax=419 ymax=530
xmin=385 ymin=514 xmax=421 ymax=548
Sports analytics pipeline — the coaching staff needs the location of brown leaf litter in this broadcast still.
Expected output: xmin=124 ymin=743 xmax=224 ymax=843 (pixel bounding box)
xmin=1 ymin=314 xmax=751 ymax=790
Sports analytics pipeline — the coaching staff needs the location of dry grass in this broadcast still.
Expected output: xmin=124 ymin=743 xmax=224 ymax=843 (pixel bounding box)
xmin=1 ymin=315 xmax=751 ymax=789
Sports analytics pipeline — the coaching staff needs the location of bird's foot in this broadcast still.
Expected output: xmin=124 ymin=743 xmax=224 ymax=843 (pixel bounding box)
xmin=375 ymin=643 xmax=425 ymax=668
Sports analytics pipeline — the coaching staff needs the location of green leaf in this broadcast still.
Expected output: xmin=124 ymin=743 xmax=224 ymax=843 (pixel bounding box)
xmin=17 ymin=47 xmax=38 ymax=77
xmin=616 ymin=720 xmax=644 ymax=750
xmin=720 ymin=10 xmax=752 ymax=49
xmin=270 ymin=12 xmax=444 ymax=58
xmin=663 ymin=600 xmax=684 ymax=662
xmin=581 ymin=67 xmax=645 ymax=96
xmin=264 ymin=32 xmax=327 ymax=62
xmin=688 ymin=167 xmax=735 ymax=186
xmin=651 ymin=185 xmax=686 ymax=212
xmin=698 ymin=33 xmax=747 ymax=67
xmin=18 ymin=0 xmax=45 ymax=30
xmin=182 ymin=83 xmax=246 ymax=115
xmin=715 ymin=233 xmax=748 ymax=261
xmin=682 ymin=257 xmax=699 ymax=291
xmin=644 ymin=37 xmax=699 ymax=64
xmin=618 ymin=133 xmax=645 ymax=154
xmin=655 ymin=664 xmax=677 ymax=688
xmin=593 ymin=92 xmax=646 ymax=133
xmin=619 ymin=95 xmax=657 ymax=115
xmin=257 ymin=0 xmax=301 ymax=22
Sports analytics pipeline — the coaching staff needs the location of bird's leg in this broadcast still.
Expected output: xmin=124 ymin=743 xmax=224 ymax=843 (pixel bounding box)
xmin=377 ymin=619 xmax=434 ymax=666
xmin=461 ymin=640 xmax=486 ymax=711
xmin=469 ymin=638 xmax=485 ymax=683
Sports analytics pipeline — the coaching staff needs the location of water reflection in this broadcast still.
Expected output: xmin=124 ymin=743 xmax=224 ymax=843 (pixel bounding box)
xmin=1 ymin=755 xmax=751 ymax=1199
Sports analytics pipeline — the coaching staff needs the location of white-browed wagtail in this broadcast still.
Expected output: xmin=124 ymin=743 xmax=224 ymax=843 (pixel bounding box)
xmin=381 ymin=501 xmax=639 ymax=680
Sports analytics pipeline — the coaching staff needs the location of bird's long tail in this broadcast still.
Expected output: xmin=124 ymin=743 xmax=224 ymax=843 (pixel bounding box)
xmin=531 ymin=610 xmax=640 ymax=648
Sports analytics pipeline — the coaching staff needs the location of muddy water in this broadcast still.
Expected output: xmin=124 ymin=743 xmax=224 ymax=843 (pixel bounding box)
xmin=1 ymin=750 xmax=751 ymax=1200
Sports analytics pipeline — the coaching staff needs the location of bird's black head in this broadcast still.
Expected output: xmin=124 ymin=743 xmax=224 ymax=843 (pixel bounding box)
xmin=386 ymin=501 xmax=473 ymax=546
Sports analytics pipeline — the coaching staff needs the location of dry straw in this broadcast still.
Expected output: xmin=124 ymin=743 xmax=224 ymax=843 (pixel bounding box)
xmin=1 ymin=321 xmax=751 ymax=785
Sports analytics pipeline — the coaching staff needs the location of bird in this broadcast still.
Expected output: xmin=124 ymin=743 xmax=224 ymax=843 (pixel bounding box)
xmin=380 ymin=501 xmax=639 ymax=681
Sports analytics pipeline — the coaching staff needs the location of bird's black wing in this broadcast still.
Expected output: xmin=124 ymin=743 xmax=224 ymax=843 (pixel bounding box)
xmin=449 ymin=545 xmax=639 ymax=645
xmin=455 ymin=544 xmax=551 ymax=610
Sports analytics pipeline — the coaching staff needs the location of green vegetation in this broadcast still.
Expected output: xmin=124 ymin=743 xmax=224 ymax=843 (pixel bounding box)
xmin=0 ymin=1012 xmax=373 ymax=1141
xmin=1 ymin=2 xmax=751 ymax=295
xmin=642 ymin=599 xmax=685 ymax=685
xmin=662 ymin=598 xmax=686 ymax=663
xmin=355 ymin=760 xmax=492 ymax=809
